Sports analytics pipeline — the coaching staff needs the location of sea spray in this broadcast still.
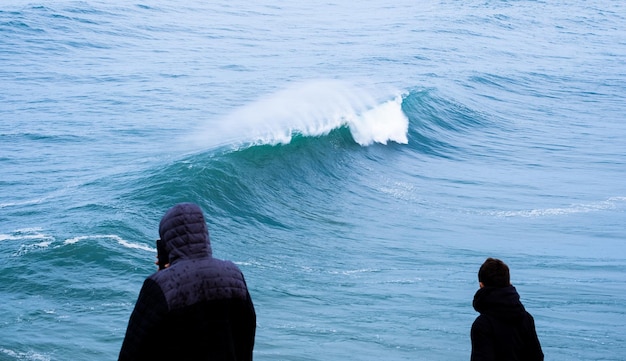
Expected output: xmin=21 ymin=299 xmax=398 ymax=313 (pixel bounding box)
xmin=187 ymin=80 xmax=408 ymax=149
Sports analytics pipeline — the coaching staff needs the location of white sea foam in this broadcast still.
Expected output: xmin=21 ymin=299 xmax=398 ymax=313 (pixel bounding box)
xmin=189 ymin=79 xmax=408 ymax=148
xmin=491 ymin=197 xmax=626 ymax=218
xmin=347 ymin=96 xmax=409 ymax=146
xmin=1 ymin=230 xmax=154 ymax=252
xmin=0 ymin=228 xmax=53 ymax=242
xmin=0 ymin=348 xmax=50 ymax=361
xmin=0 ymin=198 xmax=45 ymax=209
xmin=63 ymin=234 xmax=154 ymax=252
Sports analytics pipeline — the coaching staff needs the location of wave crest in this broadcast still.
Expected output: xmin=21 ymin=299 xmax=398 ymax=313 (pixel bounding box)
xmin=188 ymin=80 xmax=408 ymax=148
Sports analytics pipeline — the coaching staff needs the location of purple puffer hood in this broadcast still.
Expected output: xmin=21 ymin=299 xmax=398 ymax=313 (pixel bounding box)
xmin=158 ymin=203 xmax=212 ymax=264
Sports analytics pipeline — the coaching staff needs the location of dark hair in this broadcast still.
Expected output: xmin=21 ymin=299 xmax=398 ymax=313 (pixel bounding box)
xmin=478 ymin=257 xmax=510 ymax=287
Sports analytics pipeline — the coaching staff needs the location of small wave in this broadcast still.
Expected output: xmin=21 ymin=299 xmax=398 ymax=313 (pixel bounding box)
xmin=491 ymin=197 xmax=626 ymax=218
xmin=0 ymin=182 xmax=78 ymax=209
xmin=329 ymin=268 xmax=382 ymax=276
xmin=63 ymin=234 xmax=153 ymax=252
xmin=0 ymin=228 xmax=53 ymax=242
xmin=0 ymin=197 xmax=48 ymax=209
xmin=186 ymin=79 xmax=409 ymax=149
xmin=1 ymin=230 xmax=155 ymax=256
xmin=0 ymin=228 xmax=54 ymax=257
xmin=0 ymin=348 xmax=50 ymax=361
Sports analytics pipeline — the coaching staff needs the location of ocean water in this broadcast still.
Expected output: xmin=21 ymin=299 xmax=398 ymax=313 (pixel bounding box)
xmin=1 ymin=0 xmax=625 ymax=360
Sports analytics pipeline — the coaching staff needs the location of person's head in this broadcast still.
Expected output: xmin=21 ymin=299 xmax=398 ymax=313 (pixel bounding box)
xmin=478 ymin=257 xmax=510 ymax=288
xmin=158 ymin=203 xmax=212 ymax=263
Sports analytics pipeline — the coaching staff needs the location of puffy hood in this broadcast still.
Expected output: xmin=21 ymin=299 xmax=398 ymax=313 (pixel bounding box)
xmin=473 ymin=285 xmax=526 ymax=323
xmin=158 ymin=203 xmax=212 ymax=264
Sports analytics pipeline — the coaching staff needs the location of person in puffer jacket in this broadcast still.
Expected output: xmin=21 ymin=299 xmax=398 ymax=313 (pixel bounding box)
xmin=119 ymin=202 xmax=256 ymax=361
xmin=470 ymin=257 xmax=543 ymax=361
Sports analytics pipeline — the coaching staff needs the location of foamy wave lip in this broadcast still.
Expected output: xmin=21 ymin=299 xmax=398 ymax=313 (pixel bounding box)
xmin=188 ymin=79 xmax=409 ymax=148
xmin=64 ymin=234 xmax=154 ymax=252
xmin=348 ymin=95 xmax=409 ymax=146
xmin=493 ymin=196 xmax=626 ymax=217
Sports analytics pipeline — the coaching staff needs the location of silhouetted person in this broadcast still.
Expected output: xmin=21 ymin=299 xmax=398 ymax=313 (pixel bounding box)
xmin=471 ymin=257 xmax=543 ymax=361
xmin=119 ymin=202 xmax=256 ymax=360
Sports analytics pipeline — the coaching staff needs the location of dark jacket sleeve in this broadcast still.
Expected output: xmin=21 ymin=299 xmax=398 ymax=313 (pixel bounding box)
xmin=234 ymin=288 xmax=256 ymax=361
xmin=118 ymin=278 xmax=168 ymax=361
xmin=470 ymin=316 xmax=496 ymax=361
xmin=525 ymin=313 xmax=544 ymax=361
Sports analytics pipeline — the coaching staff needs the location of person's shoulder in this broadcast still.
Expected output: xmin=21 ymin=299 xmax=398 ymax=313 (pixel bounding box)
xmin=471 ymin=314 xmax=494 ymax=339
xmin=149 ymin=265 xmax=173 ymax=282
xmin=211 ymin=257 xmax=243 ymax=272
xmin=473 ymin=313 xmax=488 ymax=322
xmin=472 ymin=313 xmax=493 ymax=329
xmin=523 ymin=310 xmax=537 ymax=325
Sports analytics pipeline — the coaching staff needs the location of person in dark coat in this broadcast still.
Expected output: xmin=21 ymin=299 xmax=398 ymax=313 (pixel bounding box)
xmin=119 ymin=202 xmax=256 ymax=361
xmin=470 ymin=257 xmax=543 ymax=361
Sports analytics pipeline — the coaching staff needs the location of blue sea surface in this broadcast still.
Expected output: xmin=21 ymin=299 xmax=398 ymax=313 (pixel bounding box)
xmin=1 ymin=1 xmax=625 ymax=360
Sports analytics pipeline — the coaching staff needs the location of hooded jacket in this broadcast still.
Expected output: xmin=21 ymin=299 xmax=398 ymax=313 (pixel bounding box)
xmin=470 ymin=285 xmax=543 ymax=361
xmin=119 ymin=203 xmax=256 ymax=361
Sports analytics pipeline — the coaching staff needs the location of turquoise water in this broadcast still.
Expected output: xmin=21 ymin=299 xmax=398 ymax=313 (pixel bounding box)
xmin=1 ymin=1 xmax=625 ymax=360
